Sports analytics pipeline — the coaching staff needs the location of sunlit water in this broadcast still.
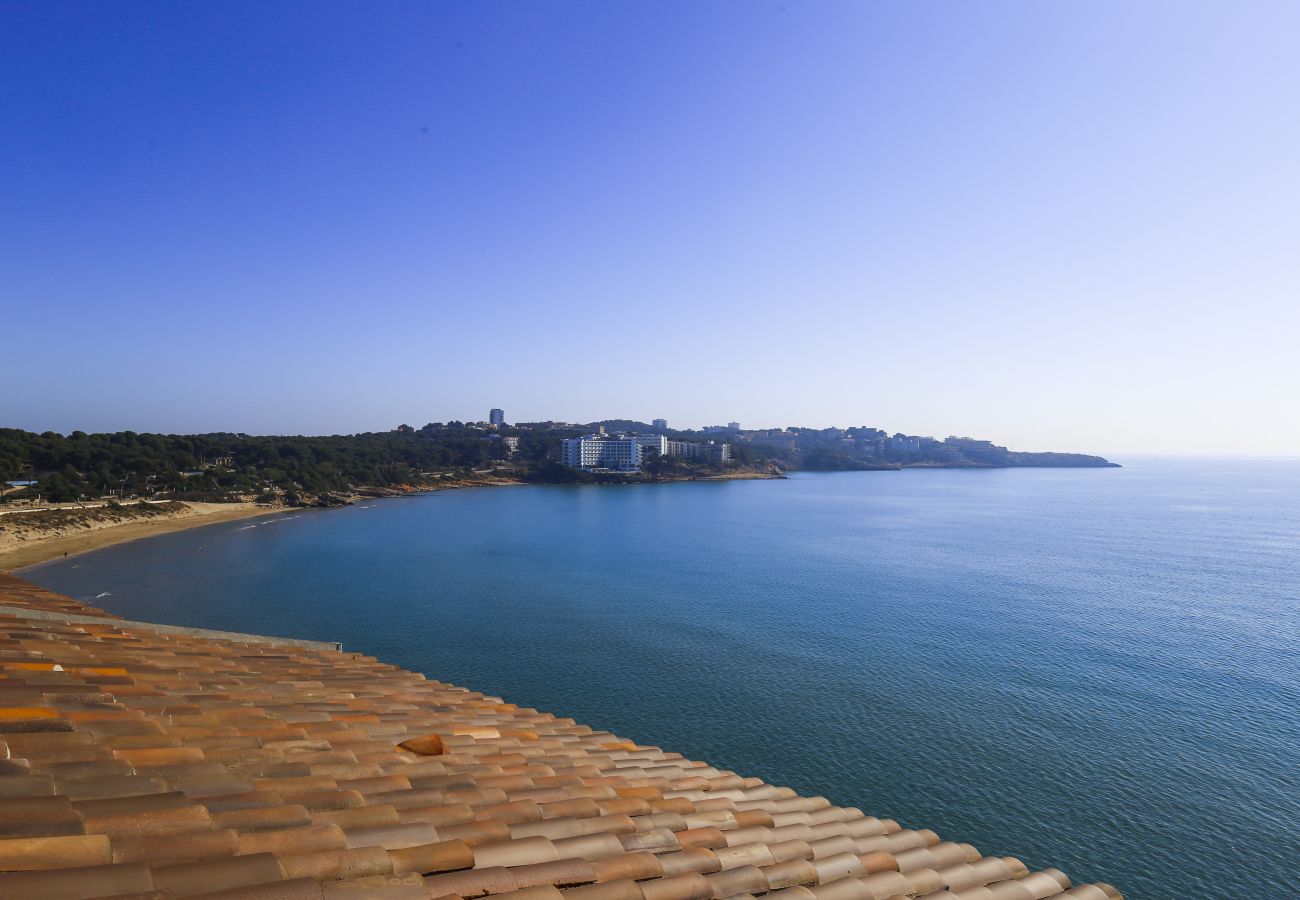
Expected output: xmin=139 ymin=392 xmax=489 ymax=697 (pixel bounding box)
xmin=26 ymin=459 xmax=1300 ymax=899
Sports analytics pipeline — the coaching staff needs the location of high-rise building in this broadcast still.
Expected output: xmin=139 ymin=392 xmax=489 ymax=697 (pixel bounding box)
xmin=652 ymin=418 xmax=668 ymax=431
xmin=705 ymin=441 xmax=732 ymax=466
xmin=635 ymin=434 xmax=667 ymax=458
xmin=489 ymin=408 xmax=505 ymax=426
xmin=664 ymin=439 xmax=731 ymax=463
xmin=561 ymin=432 xmax=731 ymax=472
xmin=727 ymin=422 xmax=740 ymax=430
xmin=561 ymin=435 xmax=642 ymax=472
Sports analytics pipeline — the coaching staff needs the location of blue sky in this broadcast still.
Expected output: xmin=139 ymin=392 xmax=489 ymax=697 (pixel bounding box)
xmin=3 ymin=1 xmax=1297 ymax=453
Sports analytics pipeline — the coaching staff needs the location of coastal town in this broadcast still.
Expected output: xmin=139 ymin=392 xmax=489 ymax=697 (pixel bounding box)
xmin=2 ymin=411 xmax=1115 ymax=509
xmin=0 ymin=413 xmax=1115 ymax=571
xmin=415 ymin=409 xmax=1116 ymax=477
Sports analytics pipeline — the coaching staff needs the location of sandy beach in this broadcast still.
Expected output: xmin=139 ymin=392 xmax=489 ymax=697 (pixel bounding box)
xmin=0 ymin=502 xmax=287 ymax=572
xmin=0 ymin=472 xmax=774 ymax=573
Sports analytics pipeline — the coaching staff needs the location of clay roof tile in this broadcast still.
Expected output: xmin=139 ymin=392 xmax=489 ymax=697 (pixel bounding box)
xmin=341 ymin=821 xmax=439 ymax=851
xmin=639 ymin=871 xmax=714 ymax=900
xmin=586 ymin=850 xmax=665 ymax=883
xmin=0 ymin=859 xmax=153 ymax=899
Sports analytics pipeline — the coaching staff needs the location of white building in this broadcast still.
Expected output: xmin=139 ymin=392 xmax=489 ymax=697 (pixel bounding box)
xmin=663 ymin=439 xmax=731 ymax=464
xmin=561 ymin=435 xmax=642 ymax=471
xmin=665 ymin=439 xmax=698 ymax=459
xmin=562 ymin=433 xmax=731 ymax=472
xmin=634 ymin=434 xmax=667 ymax=458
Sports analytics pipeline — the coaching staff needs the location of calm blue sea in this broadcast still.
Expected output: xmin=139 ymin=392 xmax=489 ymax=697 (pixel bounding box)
xmin=24 ymin=459 xmax=1300 ymax=899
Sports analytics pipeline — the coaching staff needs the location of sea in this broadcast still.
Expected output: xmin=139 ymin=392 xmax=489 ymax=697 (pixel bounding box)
xmin=23 ymin=458 xmax=1300 ymax=899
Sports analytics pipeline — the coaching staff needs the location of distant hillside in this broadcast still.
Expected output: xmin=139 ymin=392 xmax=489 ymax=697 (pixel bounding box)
xmin=1005 ymin=451 xmax=1119 ymax=467
xmin=585 ymin=419 xmax=656 ymax=432
xmin=0 ymin=423 xmax=1117 ymax=505
xmin=0 ymin=426 xmax=529 ymax=503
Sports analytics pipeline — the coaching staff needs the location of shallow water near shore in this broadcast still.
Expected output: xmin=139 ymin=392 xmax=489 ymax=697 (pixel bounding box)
xmin=27 ymin=459 xmax=1300 ymax=899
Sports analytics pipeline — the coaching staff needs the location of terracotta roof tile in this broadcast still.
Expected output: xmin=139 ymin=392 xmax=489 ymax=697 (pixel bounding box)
xmin=389 ymin=839 xmax=475 ymax=876
xmin=565 ymin=876 xmax=646 ymax=900
xmin=704 ymin=862 xmax=770 ymax=897
xmin=657 ymin=849 xmax=722 ymax=877
xmin=237 ymin=822 xmax=348 ymax=856
xmin=280 ymin=844 xmax=392 ymax=882
xmin=150 ymin=849 xmax=286 ymax=893
xmin=0 ymin=796 xmax=83 ymax=837
xmin=0 ymin=574 xmax=1120 ymax=899
xmin=639 ymin=871 xmax=713 ymax=900
xmin=192 ymin=876 xmax=327 ymax=900
xmin=586 ymin=851 xmax=664 ymax=883
xmin=313 ymin=804 xmax=401 ymax=830
xmin=550 ymin=832 xmax=625 ymax=862
xmin=63 ymin=775 xmax=173 ymax=801
xmin=424 ymin=863 xmax=521 ymax=897
xmin=343 ymin=821 xmax=439 ymax=851
xmin=109 ymin=827 xmax=242 ymax=865
xmin=0 ymin=860 xmax=154 ymax=899
xmin=214 ymin=803 xmax=315 ymax=832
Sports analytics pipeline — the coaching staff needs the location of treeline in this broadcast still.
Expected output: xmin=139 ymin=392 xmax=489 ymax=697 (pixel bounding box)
xmin=731 ymin=428 xmax=1116 ymax=471
xmin=0 ymin=423 xmax=1115 ymax=503
xmin=0 ymin=426 xmax=559 ymax=503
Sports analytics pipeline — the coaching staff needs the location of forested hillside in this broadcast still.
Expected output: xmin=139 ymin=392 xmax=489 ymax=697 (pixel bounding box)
xmin=0 ymin=426 xmax=553 ymax=502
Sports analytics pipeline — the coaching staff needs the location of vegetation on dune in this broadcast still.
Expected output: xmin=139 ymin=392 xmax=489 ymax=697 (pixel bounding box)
xmin=0 ymin=500 xmax=186 ymax=533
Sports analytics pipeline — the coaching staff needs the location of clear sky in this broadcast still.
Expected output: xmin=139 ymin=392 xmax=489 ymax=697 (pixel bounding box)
xmin=3 ymin=1 xmax=1297 ymax=453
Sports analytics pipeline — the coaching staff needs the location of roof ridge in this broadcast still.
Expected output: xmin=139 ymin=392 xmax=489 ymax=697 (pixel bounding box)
xmin=0 ymin=605 xmax=340 ymax=652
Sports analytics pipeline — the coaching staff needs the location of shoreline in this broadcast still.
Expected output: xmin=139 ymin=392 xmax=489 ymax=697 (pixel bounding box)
xmin=1 ymin=462 xmax=1108 ymax=572
xmin=1 ymin=479 xmax=517 ymax=573
xmin=694 ymin=470 xmax=785 ymax=480
xmin=2 ymin=502 xmax=288 ymax=573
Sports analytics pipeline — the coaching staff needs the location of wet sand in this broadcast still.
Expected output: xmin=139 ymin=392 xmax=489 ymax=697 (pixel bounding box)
xmin=1 ymin=502 xmax=286 ymax=572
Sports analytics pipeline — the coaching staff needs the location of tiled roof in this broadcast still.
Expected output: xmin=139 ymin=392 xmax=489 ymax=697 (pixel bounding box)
xmin=0 ymin=573 xmax=1122 ymax=899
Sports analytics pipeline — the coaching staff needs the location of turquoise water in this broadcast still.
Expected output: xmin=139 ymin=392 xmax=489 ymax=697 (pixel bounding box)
xmin=25 ymin=460 xmax=1300 ymax=899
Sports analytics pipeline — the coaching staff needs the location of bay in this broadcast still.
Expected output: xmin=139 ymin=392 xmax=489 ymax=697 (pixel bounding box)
xmin=26 ymin=459 xmax=1300 ymax=899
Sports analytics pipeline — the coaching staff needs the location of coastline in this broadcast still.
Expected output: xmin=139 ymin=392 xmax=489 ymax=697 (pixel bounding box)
xmin=0 ymin=478 xmax=521 ymax=572
xmin=1 ymin=461 xmax=1108 ymax=572
xmin=1 ymin=501 xmax=287 ymax=572
xmin=694 ymin=469 xmax=786 ymax=480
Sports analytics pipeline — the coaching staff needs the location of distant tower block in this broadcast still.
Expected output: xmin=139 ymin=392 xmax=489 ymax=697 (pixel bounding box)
xmin=728 ymin=421 xmax=740 ymax=430
xmin=652 ymin=418 xmax=668 ymax=431
xmin=489 ymin=408 xmax=505 ymax=426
